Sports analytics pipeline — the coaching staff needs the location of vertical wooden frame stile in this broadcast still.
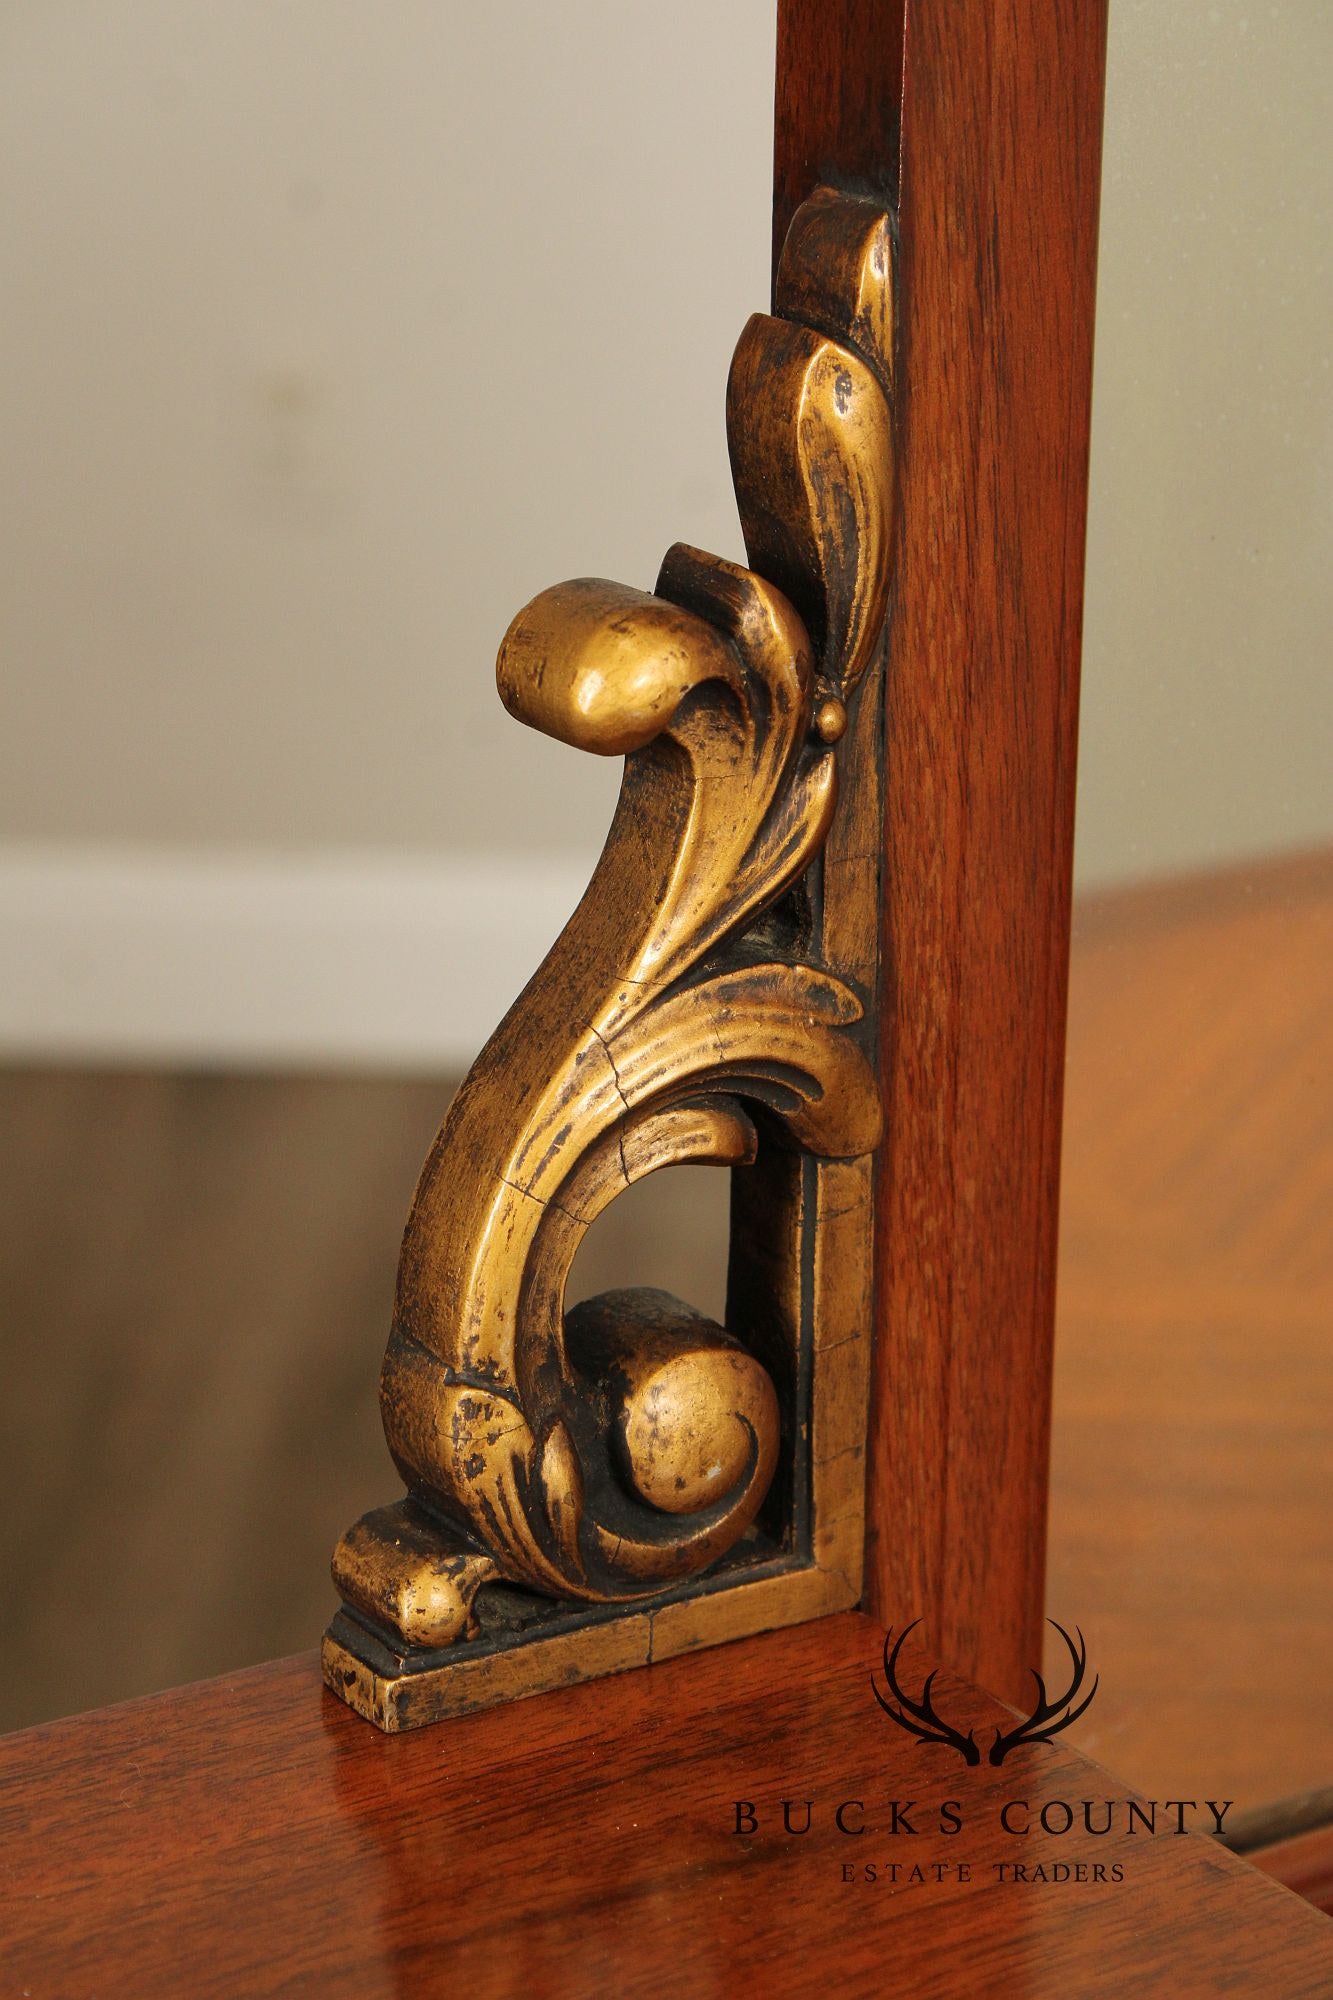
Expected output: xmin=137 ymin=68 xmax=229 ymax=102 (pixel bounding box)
xmin=776 ymin=0 xmax=1108 ymax=1703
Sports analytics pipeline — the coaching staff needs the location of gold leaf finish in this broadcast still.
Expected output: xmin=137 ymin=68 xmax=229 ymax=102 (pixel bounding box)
xmin=325 ymin=188 xmax=896 ymax=1728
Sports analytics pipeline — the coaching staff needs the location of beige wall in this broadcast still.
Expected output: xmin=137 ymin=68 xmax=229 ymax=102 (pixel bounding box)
xmin=1078 ymin=0 xmax=1332 ymax=885
xmin=1 ymin=1 xmax=773 ymax=862
xmin=2 ymin=0 xmax=1330 ymax=887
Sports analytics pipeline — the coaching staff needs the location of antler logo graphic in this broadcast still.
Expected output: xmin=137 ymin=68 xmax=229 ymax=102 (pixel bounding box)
xmin=871 ymin=1620 xmax=1099 ymax=1767
xmin=870 ymin=1623 xmax=983 ymax=1764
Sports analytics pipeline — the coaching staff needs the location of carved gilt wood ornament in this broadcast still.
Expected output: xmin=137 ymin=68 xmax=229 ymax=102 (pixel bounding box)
xmin=324 ymin=189 xmax=895 ymax=1730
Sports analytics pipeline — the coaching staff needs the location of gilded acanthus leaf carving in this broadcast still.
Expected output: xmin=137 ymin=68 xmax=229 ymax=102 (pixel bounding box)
xmin=325 ymin=187 xmax=895 ymax=1728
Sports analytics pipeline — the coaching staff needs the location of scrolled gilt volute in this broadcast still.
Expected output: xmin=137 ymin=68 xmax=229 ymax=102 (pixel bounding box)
xmin=325 ymin=186 xmax=895 ymax=1730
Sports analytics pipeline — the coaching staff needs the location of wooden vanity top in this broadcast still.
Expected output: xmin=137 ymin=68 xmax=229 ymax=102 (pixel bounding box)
xmin=1 ymin=1612 xmax=1329 ymax=1996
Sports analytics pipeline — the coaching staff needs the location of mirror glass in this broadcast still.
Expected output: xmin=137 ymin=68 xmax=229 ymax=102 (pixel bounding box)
xmin=0 ymin=0 xmax=773 ymax=1729
xmin=1049 ymin=0 xmax=1332 ymax=1838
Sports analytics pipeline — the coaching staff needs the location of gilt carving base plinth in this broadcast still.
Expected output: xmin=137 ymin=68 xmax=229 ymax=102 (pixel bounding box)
xmin=324 ymin=189 xmax=895 ymax=1730
xmin=323 ymin=1535 xmax=854 ymax=1733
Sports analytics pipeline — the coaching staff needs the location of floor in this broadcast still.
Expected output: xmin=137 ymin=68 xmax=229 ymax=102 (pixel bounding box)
xmin=1047 ymin=849 xmax=1332 ymax=1825
xmin=0 ymin=1072 xmax=732 ymax=1730
xmin=1 ymin=853 xmax=1328 ymax=1832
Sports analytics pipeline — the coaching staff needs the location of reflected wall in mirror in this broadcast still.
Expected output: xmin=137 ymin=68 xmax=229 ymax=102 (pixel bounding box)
xmin=1048 ymin=0 xmax=1333 ymax=1839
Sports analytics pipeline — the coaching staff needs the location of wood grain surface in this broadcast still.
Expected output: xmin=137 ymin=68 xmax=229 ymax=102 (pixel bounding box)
xmin=1 ymin=1611 xmax=1330 ymax=1998
xmin=774 ymin=0 xmax=1110 ymax=1703
xmin=1251 ymin=1824 xmax=1333 ymax=1919
xmin=773 ymin=0 xmax=903 ymax=269
xmin=1048 ymin=851 xmax=1333 ymax=1815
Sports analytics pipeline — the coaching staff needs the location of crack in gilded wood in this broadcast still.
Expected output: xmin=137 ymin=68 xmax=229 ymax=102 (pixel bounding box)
xmin=324 ymin=187 xmax=896 ymax=1730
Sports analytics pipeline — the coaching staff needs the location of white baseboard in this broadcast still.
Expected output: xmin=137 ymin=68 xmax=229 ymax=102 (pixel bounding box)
xmin=0 ymin=843 xmax=592 ymax=1071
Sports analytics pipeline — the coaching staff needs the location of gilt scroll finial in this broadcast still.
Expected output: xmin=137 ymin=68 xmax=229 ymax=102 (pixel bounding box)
xmin=324 ymin=188 xmax=896 ymax=1730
